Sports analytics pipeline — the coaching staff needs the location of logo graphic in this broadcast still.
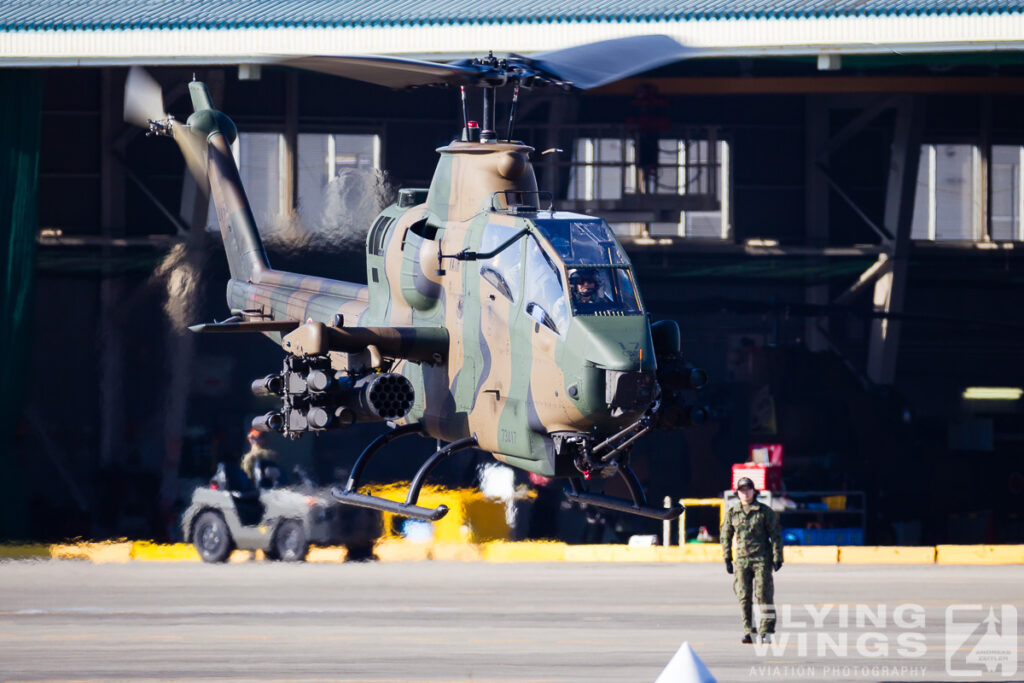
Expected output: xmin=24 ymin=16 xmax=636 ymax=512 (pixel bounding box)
xmin=946 ymin=604 xmax=1018 ymax=677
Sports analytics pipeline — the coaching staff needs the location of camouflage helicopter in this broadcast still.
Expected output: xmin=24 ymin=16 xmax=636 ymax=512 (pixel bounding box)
xmin=125 ymin=35 xmax=709 ymax=524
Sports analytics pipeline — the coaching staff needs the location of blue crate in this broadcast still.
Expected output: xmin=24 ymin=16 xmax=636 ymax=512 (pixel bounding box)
xmin=783 ymin=527 xmax=863 ymax=546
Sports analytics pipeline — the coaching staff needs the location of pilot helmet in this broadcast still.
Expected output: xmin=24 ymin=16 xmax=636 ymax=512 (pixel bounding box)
xmin=568 ymin=268 xmax=601 ymax=294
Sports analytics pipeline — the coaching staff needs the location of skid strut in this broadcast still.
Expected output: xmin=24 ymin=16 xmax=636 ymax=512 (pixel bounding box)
xmin=332 ymin=428 xmax=478 ymax=522
xmin=564 ymin=465 xmax=684 ymax=521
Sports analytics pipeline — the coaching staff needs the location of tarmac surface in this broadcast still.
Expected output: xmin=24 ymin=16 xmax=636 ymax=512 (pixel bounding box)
xmin=0 ymin=560 xmax=1020 ymax=683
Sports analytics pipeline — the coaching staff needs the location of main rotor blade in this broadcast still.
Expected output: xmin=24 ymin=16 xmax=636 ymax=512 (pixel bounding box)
xmin=124 ymin=66 xmax=166 ymax=126
xmin=524 ymin=34 xmax=693 ymax=90
xmin=279 ymin=54 xmax=486 ymax=89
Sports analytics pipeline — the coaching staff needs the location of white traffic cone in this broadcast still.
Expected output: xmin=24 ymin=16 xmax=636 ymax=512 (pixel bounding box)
xmin=655 ymin=641 xmax=717 ymax=683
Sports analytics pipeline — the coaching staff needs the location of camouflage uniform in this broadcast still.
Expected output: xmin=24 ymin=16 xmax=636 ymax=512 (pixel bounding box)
xmin=241 ymin=445 xmax=278 ymax=482
xmin=721 ymin=500 xmax=783 ymax=634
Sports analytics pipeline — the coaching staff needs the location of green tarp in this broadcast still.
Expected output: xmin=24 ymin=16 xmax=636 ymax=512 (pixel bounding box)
xmin=0 ymin=70 xmax=42 ymax=538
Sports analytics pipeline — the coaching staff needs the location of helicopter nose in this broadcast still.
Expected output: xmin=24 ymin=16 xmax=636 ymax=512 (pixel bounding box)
xmin=572 ymin=317 xmax=656 ymax=372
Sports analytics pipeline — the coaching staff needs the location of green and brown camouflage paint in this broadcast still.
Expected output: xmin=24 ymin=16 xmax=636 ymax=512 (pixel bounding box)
xmin=190 ymin=81 xmax=656 ymax=478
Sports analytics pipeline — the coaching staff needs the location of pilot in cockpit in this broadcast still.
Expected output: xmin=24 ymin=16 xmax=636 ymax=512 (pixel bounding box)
xmin=569 ymin=268 xmax=613 ymax=313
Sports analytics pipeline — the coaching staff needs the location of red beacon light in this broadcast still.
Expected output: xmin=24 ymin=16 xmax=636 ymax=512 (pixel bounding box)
xmin=464 ymin=120 xmax=481 ymax=142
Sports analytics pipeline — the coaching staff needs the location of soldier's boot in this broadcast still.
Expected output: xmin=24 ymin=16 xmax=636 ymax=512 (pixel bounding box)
xmin=761 ymin=633 xmax=772 ymax=643
xmin=742 ymin=632 xmax=757 ymax=644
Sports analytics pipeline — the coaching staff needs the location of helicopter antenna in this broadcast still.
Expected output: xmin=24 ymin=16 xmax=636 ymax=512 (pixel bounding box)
xmin=506 ymin=84 xmax=520 ymax=141
xmin=481 ymin=86 xmax=496 ymax=142
xmin=459 ymin=86 xmax=468 ymax=131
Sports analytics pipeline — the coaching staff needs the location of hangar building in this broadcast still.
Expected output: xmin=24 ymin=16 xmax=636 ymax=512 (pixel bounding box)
xmin=1 ymin=1 xmax=1022 ymax=544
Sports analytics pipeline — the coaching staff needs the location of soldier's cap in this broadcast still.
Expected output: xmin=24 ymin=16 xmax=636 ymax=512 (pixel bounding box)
xmin=735 ymin=477 xmax=756 ymax=492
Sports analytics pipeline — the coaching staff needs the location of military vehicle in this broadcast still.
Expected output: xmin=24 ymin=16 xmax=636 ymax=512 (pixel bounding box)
xmin=126 ymin=35 xmax=709 ymax=525
xmin=181 ymin=461 xmax=382 ymax=562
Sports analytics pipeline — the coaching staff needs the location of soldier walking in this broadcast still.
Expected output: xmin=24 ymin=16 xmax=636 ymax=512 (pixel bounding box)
xmin=720 ymin=476 xmax=783 ymax=643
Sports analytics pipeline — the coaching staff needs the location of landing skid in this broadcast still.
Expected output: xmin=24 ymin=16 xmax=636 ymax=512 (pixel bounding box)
xmin=565 ymin=467 xmax=684 ymax=521
xmin=331 ymin=425 xmax=478 ymax=522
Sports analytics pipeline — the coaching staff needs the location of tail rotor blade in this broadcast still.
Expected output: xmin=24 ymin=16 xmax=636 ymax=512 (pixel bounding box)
xmin=123 ymin=66 xmax=166 ymax=126
xmin=173 ymin=124 xmax=209 ymax=189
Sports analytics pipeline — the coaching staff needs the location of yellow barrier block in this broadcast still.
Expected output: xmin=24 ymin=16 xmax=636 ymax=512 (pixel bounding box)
xmin=227 ymin=549 xmax=261 ymax=563
xmin=50 ymin=541 xmax=133 ymax=563
xmin=564 ymin=544 xmax=617 ymax=562
xmin=130 ymin=541 xmax=201 ymax=562
xmin=839 ymin=546 xmax=935 ymax=564
xmin=482 ymin=541 xmax=567 ymax=562
xmin=430 ymin=542 xmax=483 ymax=562
xmin=368 ymin=485 xmax=521 ymax=545
xmin=0 ymin=544 xmax=52 ymax=560
xmin=307 ymin=547 xmax=348 ymax=563
xmin=785 ymin=546 xmax=839 ymax=563
xmin=374 ymin=540 xmax=432 ymax=562
xmin=656 ymin=543 xmax=725 ymax=562
xmin=936 ymin=545 xmax=1024 ymax=565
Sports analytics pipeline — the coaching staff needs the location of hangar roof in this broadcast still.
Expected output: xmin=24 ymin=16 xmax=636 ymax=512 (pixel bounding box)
xmin=2 ymin=0 xmax=1022 ymax=66
xmin=1 ymin=0 xmax=1021 ymax=30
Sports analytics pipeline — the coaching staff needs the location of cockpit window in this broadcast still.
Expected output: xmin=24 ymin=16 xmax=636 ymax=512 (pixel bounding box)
xmin=535 ymin=218 xmax=642 ymax=316
xmin=533 ymin=219 xmax=628 ymax=266
xmin=567 ymin=266 xmax=642 ymax=316
xmin=478 ymin=223 xmax=523 ymax=302
xmin=524 ymin=237 xmax=569 ymax=335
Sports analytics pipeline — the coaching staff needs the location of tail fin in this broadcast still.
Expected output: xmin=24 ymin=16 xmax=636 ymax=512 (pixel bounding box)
xmin=186 ymin=81 xmax=269 ymax=283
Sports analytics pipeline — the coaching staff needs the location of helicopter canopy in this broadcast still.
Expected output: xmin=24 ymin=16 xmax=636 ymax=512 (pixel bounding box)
xmin=532 ymin=217 xmax=642 ymax=317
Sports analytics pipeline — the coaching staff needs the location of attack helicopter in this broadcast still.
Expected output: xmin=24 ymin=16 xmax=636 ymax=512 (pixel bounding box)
xmin=126 ymin=35 xmax=709 ymax=524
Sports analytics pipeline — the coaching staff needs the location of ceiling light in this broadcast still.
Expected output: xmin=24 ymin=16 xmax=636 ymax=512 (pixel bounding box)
xmin=963 ymin=387 xmax=1023 ymax=401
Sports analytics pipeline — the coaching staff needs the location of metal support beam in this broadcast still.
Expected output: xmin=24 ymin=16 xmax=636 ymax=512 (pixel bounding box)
xmin=979 ymin=95 xmax=993 ymax=241
xmin=99 ymin=69 xmax=127 ymax=468
xmin=834 ymin=253 xmax=890 ymax=306
xmin=804 ymin=96 xmax=830 ymax=352
xmin=867 ymin=96 xmax=925 ymax=385
xmin=818 ymin=94 xmax=900 ymax=163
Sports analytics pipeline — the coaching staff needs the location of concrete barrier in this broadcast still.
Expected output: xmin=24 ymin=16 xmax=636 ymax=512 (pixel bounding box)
xmin=3 ymin=541 xmax=1022 ymax=564
xmin=838 ymin=546 xmax=936 ymax=564
xmin=482 ymin=541 xmax=567 ymax=562
xmin=0 ymin=543 xmax=52 ymax=560
xmin=50 ymin=541 xmax=133 ymax=563
xmin=935 ymin=544 xmax=1024 ymax=565
xmin=784 ymin=545 xmax=839 ymax=563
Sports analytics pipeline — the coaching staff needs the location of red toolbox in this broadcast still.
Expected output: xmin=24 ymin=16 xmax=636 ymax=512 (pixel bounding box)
xmin=731 ymin=463 xmax=782 ymax=492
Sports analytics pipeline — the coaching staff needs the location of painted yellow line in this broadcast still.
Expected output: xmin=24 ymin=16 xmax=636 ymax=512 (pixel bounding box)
xmin=4 ymin=541 xmax=1022 ymax=564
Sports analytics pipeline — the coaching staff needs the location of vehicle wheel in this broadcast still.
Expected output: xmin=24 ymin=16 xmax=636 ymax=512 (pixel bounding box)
xmin=193 ymin=511 xmax=234 ymax=563
xmin=273 ymin=519 xmax=308 ymax=562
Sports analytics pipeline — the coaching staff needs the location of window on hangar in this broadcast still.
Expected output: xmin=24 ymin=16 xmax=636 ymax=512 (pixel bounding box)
xmin=206 ymin=132 xmax=382 ymax=230
xmin=566 ymin=136 xmax=731 ymax=241
xmin=912 ymin=143 xmax=1024 ymax=242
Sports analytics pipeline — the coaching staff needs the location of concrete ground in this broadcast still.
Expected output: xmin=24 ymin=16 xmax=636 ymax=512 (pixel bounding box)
xmin=0 ymin=560 xmax=1020 ymax=683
